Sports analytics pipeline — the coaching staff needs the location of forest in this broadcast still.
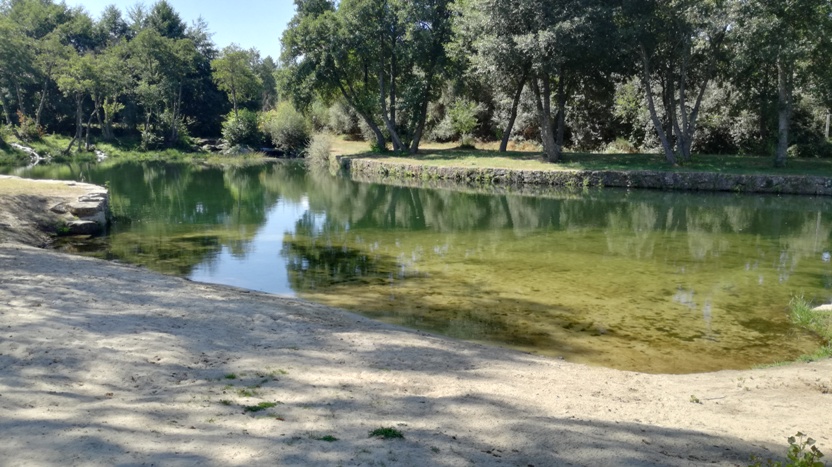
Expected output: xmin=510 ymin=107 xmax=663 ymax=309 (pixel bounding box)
xmin=2 ymin=0 xmax=832 ymax=168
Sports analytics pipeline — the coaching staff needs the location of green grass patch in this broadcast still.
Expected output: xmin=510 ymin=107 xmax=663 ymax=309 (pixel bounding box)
xmin=348 ymin=148 xmax=832 ymax=177
xmin=4 ymin=133 xmax=271 ymax=167
xmin=369 ymin=427 xmax=404 ymax=439
xmin=789 ymin=295 xmax=832 ymax=362
xmin=242 ymin=402 xmax=278 ymax=413
xmin=316 ymin=435 xmax=338 ymax=442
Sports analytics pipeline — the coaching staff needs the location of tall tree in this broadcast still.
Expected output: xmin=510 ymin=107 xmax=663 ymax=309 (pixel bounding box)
xmin=621 ymin=0 xmax=730 ymax=165
xmin=211 ymin=44 xmax=261 ymax=118
xmin=734 ymin=0 xmax=832 ymax=167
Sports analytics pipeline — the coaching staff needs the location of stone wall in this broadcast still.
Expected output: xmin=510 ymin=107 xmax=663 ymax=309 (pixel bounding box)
xmin=341 ymin=157 xmax=832 ymax=196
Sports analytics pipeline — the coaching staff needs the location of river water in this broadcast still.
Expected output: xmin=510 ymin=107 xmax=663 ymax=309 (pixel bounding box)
xmin=5 ymin=160 xmax=831 ymax=373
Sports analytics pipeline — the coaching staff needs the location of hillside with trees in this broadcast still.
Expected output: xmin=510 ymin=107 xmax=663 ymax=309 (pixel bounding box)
xmin=2 ymin=0 xmax=832 ymax=168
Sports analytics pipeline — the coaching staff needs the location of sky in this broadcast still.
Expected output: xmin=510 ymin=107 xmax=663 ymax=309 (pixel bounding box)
xmin=69 ymin=0 xmax=296 ymax=59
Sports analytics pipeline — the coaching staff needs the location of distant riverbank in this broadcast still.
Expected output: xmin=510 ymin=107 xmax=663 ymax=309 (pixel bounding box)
xmin=340 ymin=155 xmax=832 ymax=196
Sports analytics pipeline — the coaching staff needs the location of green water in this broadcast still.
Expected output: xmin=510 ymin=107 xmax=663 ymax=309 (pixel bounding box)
xmin=4 ymin=160 xmax=831 ymax=373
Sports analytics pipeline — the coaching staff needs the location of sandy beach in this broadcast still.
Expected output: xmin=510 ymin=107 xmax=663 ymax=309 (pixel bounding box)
xmin=0 ymin=178 xmax=830 ymax=466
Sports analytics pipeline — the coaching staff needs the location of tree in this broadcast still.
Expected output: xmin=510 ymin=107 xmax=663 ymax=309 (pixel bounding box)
xmin=0 ymin=17 xmax=35 ymax=128
xmin=129 ymin=28 xmax=198 ymax=147
xmin=734 ymin=0 xmax=832 ymax=167
xmin=281 ymin=0 xmax=388 ymax=150
xmin=55 ymin=47 xmax=94 ymax=152
xmin=620 ymin=0 xmax=731 ymax=165
xmin=211 ymin=44 xmax=260 ymax=118
xmin=281 ymin=0 xmax=454 ymax=153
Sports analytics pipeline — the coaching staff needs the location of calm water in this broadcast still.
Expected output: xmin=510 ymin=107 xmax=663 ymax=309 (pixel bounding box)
xmin=5 ymin=160 xmax=831 ymax=373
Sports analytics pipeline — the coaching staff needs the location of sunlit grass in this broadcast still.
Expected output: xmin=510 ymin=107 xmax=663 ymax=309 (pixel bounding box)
xmin=0 ymin=177 xmax=89 ymax=197
xmin=342 ymin=140 xmax=832 ymax=177
xmin=789 ymin=295 xmax=832 ymax=362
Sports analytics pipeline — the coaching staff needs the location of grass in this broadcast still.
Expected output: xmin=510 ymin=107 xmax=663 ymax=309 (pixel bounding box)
xmin=0 ymin=177 xmax=89 ymax=197
xmin=348 ymin=147 xmax=832 ymax=177
xmin=3 ymin=133 xmax=271 ymax=167
xmin=242 ymin=402 xmax=278 ymax=413
xmin=789 ymin=295 xmax=832 ymax=362
xmin=369 ymin=427 xmax=404 ymax=439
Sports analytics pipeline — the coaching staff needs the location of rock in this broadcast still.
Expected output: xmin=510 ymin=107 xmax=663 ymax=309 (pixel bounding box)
xmin=50 ymin=203 xmax=69 ymax=214
xmin=65 ymin=220 xmax=101 ymax=236
xmin=68 ymin=202 xmax=103 ymax=218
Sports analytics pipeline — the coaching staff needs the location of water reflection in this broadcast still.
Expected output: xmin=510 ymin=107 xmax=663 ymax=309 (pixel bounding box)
xmin=4 ymin=161 xmax=832 ymax=373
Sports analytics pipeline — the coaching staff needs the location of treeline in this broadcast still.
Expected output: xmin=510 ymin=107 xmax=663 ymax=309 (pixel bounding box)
xmin=0 ymin=0 xmax=283 ymax=153
xmin=282 ymin=0 xmax=832 ymax=166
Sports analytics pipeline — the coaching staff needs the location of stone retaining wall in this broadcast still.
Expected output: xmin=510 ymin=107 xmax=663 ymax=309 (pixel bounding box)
xmin=341 ymin=157 xmax=832 ymax=196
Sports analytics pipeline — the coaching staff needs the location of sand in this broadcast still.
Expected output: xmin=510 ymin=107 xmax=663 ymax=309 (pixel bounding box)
xmin=0 ymin=178 xmax=830 ymax=466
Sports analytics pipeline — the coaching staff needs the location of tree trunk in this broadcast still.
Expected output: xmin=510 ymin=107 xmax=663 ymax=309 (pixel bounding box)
xmin=409 ymin=68 xmax=437 ymax=155
xmin=35 ymin=79 xmax=49 ymax=128
xmin=84 ymin=107 xmax=99 ymax=151
xmin=531 ymin=76 xmax=559 ymax=162
xmin=556 ymin=71 xmax=566 ymax=150
xmin=336 ymin=79 xmax=387 ymax=152
xmin=640 ymin=46 xmax=676 ymax=165
xmin=500 ymin=72 xmax=528 ymax=152
xmin=378 ymin=57 xmax=404 ymax=151
xmin=75 ymin=94 xmax=84 ymax=152
xmin=774 ymin=57 xmax=791 ymax=168
xmin=0 ymin=93 xmax=13 ymax=126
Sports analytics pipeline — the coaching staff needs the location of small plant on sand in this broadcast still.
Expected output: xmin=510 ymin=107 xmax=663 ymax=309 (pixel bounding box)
xmin=316 ymin=435 xmax=338 ymax=442
xmin=369 ymin=427 xmax=404 ymax=439
xmin=749 ymin=432 xmax=825 ymax=467
xmin=789 ymin=295 xmax=832 ymax=361
xmin=243 ymin=402 xmax=277 ymax=413
xmin=223 ymin=373 xmax=237 ymax=380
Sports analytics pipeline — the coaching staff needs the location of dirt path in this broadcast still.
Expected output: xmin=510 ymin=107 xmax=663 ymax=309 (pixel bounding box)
xmin=0 ymin=178 xmax=830 ymax=466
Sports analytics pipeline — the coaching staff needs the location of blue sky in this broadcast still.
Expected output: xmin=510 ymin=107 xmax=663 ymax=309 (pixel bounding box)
xmin=70 ymin=1 xmax=296 ymax=59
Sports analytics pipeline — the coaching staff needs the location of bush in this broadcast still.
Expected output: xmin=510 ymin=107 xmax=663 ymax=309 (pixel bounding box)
xmin=605 ymin=137 xmax=638 ymax=154
xmin=328 ymin=101 xmax=358 ymax=136
xmin=308 ymin=99 xmax=329 ymax=132
xmin=261 ymin=102 xmax=310 ymax=155
xmin=306 ymin=133 xmax=333 ymax=165
xmin=787 ymin=141 xmax=832 ymax=159
xmin=221 ymin=109 xmax=262 ymax=147
xmin=16 ymin=111 xmax=42 ymax=142
xmin=358 ymin=118 xmax=388 ymax=149
xmin=449 ymin=99 xmax=478 ymax=136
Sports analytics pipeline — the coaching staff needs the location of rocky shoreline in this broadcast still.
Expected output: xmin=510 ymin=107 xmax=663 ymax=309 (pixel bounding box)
xmin=0 ymin=175 xmax=110 ymax=245
xmin=342 ymin=157 xmax=832 ymax=196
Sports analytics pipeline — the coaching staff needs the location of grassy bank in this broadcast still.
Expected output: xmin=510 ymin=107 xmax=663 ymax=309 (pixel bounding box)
xmin=789 ymin=296 xmax=832 ymax=362
xmin=1 ymin=134 xmax=272 ymax=167
xmin=344 ymin=146 xmax=832 ymax=177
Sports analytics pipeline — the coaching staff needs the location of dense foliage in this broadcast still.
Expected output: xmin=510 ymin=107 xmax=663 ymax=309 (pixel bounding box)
xmin=3 ymin=0 xmax=832 ymax=167
xmin=282 ymin=0 xmax=832 ymax=166
xmin=0 ymin=0 xmax=278 ymax=151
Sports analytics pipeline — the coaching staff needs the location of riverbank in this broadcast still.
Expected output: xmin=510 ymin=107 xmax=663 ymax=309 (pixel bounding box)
xmin=341 ymin=155 xmax=832 ymax=196
xmin=1 ymin=177 xmax=831 ymax=466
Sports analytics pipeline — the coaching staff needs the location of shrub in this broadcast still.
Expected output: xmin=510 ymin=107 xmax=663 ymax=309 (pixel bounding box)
xmin=605 ymin=137 xmax=638 ymax=154
xmin=16 ymin=111 xmax=42 ymax=142
xmin=328 ymin=101 xmax=358 ymax=136
xmin=358 ymin=118 xmax=388 ymax=150
xmin=261 ymin=102 xmax=310 ymax=155
xmin=306 ymin=133 xmax=333 ymax=165
xmin=428 ymin=114 xmax=456 ymax=142
xmin=787 ymin=141 xmax=832 ymax=159
xmin=221 ymin=109 xmax=262 ymax=147
xmin=448 ymin=98 xmax=478 ymax=146
xmin=308 ymin=99 xmax=329 ymax=132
